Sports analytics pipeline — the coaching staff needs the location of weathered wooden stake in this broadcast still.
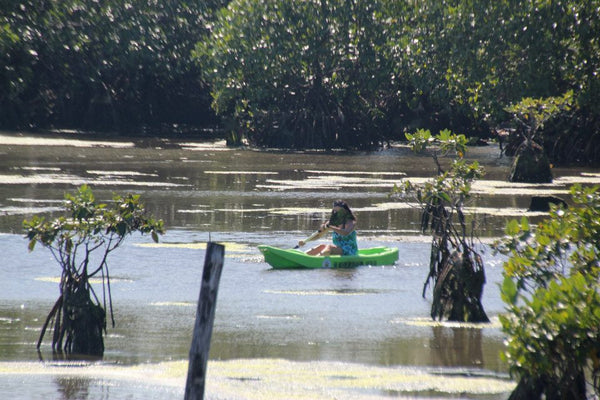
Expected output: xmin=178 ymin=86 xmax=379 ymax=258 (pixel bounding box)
xmin=184 ymin=242 xmax=225 ymax=400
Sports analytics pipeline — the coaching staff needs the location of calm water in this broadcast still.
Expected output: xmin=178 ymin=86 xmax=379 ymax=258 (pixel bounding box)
xmin=1 ymin=132 xmax=599 ymax=399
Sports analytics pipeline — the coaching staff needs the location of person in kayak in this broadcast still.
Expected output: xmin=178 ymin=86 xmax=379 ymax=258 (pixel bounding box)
xmin=299 ymin=200 xmax=358 ymax=256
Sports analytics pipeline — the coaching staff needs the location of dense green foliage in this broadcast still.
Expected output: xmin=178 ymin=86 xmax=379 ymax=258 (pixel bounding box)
xmin=1 ymin=1 xmax=599 ymax=159
xmin=24 ymin=185 xmax=164 ymax=356
xmin=394 ymin=129 xmax=488 ymax=322
xmin=195 ymin=0 xmax=393 ymax=148
xmin=0 ymin=0 xmax=224 ymax=133
xmin=197 ymin=0 xmax=599 ymax=154
xmin=495 ymin=185 xmax=600 ymax=398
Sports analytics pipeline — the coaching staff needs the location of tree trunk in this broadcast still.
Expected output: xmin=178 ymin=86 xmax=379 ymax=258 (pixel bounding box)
xmin=509 ymin=143 xmax=553 ymax=183
xmin=68 ymin=301 xmax=106 ymax=357
xmin=509 ymin=372 xmax=586 ymax=400
xmin=40 ymin=280 xmax=107 ymax=359
xmin=429 ymin=241 xmax=489 ymax=323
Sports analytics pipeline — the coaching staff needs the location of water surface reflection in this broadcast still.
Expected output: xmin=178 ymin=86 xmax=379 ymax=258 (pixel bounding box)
xmin=2 ymin=133 xmax=599 ymax=398
xmin=3 ymin=132 xmax=597 ymax=236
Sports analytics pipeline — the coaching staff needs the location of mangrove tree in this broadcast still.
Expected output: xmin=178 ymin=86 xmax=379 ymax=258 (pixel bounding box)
xmin=24 ymin=185 xmax=164 ymax=358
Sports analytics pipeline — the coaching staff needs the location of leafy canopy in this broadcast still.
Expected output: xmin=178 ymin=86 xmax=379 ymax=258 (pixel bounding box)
xmin=24 ymin=184 xmax=164 ymax=277
xmin=495 ymin=184 xmax=600 ymax=393
xmin=398 ymin=129 xmax=482 ymax=207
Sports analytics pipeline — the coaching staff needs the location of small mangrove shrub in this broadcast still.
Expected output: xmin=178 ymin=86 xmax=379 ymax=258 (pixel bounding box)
xmin=495 ymin=184 xmax=600 ymax=399
xmin=505 ymin=91 xmax=574 ymax=183
xmin=24 ymin=185 xmax=164 ymax=357
xmin=394 ymin=129 xmax=488 ymax=322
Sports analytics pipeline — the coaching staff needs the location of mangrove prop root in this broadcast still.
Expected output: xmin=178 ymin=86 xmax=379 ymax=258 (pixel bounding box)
xmin=38 ymin=284 xmax=107 ymax=357
xmin=37 ymin=296 xmax=62 ymax=350
xmin=424 ymin=236 xmax=489 ymax=323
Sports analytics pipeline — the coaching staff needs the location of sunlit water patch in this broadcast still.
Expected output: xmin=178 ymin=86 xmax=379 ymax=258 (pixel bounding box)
xmin=0 ymin=317 xmax=20 ymax=324
xmin=35 ymin=276 xmax=134 ymax=284
xmin=393 ymin=316 xmax=503 ymax=330
xmin=183 ymin=200 xmax=541 ymax=221
xmin=0 ymin=359 xmax=514 ymax=400
xmin=179 ymin=139 xmax=230 ymax=151
xmin=239 ymin=255 xmax=265 ymax=263
xmin=0 ymin=173 xmax=186 ymax=187
xmin=395 ymin=174 xmax=600 ymax=197
xmin=177 ymin=206 xmax=214 ymax=214
xmin=86 ymin=170 xmax=160 ymax=177
xmin=150 ymin=301 xmax=195 ymax=307
xmin=463 ymin=206 xmax=547 ymax=217
xmin=0 ymin=205 xmax=64 ymax=215
xmin=14 ymin=167 xmax=61 ymax=172
xmin=135 ymin=241 xmax=209 ymax=249
xmin=175 ymin=201 xmax=545 ymax=234
xmin=304 ymin=170 xmax=407 ymax=177
xmin=179 ymin=203 xmax=416 ymax=217
xmin=471 ymin=178 xmax=596 ymax=196
xmin=362 ymin=202 xmax=546 ymax=217
xmin=204 ymin=170 xmax=279 ymax=175
xmin=134 ymin=241 xmax=252 ymax=253
xmin=0 ymin=133 xmax=135 ymax=148
xmin=555 ymin=174 xmax=600 ymax=184
xmin=264 ymin=289 xmax=387 ymax=296
xmin=255 ymin=314 xmax=301 ymax=320
xmin=258 ymin=175 xmax=401 ymax=191
xmin=207 ymin=359 xmax=514 ymax=399
xmin=359 ymin=232 xmax=443 ymax=243
xmin=360 ymin=202 xmax=417 ymax=211
xmin=8 ymin=197 xmax=63 ymax=204
xmin=0 ymin=173 xmax=85 ymax=185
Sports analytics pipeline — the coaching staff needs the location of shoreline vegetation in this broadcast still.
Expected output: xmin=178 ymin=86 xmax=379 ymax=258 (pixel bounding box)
xmin=1 ymin=1 xmax=598 ymax=164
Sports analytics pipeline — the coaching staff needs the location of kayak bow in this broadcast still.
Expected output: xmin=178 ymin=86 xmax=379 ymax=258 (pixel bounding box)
xmin=258 ymin=245 xmax=399 ymax=269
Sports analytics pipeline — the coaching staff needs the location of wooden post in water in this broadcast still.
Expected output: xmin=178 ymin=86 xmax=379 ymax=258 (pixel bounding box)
xmin=184 ymin=242 xmax=225 ymax=400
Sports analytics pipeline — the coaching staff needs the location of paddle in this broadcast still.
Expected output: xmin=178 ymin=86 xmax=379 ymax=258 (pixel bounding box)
xmin=294 ymin=225 xmax=329 ymax=249
xmin=293 ymin=207 xmax=346 ymax=249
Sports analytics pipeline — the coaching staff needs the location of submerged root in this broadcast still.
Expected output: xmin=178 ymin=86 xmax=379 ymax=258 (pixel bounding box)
xmin=426 ymin=239 xmax=489 ymax=323
xmin=38 ymin=283 xmax=106 ymax=358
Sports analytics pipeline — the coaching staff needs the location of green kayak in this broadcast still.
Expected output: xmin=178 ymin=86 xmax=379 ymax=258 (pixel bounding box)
xmin=258 ymin=245 xmax=399 ymax=269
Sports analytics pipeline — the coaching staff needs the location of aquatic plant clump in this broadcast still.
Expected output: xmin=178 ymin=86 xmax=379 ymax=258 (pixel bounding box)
xmin=395 ymin=129 xmax=489 ymax=323
xmin=496 ymin=184 xmax=600 ymax=399
xmin=23 ymin=184 xmax=164 ymax=357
